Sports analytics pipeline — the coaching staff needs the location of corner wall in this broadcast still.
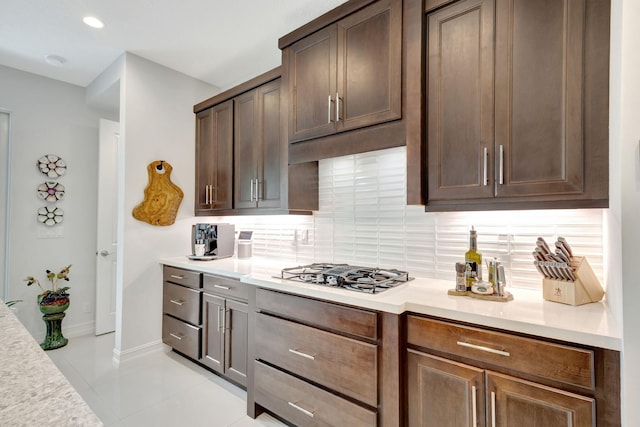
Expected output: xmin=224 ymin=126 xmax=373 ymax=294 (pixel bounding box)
xmin=117 ymin=54 xmax=215 ymax=359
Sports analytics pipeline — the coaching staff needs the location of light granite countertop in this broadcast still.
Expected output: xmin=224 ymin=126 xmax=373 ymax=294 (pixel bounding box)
xmin=161 ymin=255 xmax=622 ymax=351
xmin=0 ymin=300 xmax=102 ymax=426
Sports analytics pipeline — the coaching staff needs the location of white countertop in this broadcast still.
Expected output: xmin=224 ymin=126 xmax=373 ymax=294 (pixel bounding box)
xmin=160 ymin=256 xmax=622 ymax=351
xmin=0 ymin=300 xmax=102 ymax=426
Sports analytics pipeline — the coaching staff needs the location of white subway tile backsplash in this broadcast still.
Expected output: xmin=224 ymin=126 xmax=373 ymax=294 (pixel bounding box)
xmin=220 ymin=146 xmax=604 ymax=291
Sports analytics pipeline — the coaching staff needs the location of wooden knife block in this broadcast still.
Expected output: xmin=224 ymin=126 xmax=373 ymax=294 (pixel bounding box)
xmin=542 ymin=256 xmax=604 ymax=306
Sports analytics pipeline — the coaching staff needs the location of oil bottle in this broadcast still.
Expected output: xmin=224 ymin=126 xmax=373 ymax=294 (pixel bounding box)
xmin=465 ymin=226 xmax=482 ymax=290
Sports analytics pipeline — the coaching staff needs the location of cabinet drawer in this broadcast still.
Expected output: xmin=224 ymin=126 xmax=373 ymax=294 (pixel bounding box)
xmin=162 ymin=314 xmax=201 ymax=360
xmin=407 ymin=315 xmax=595 ymax=389
xmin=203 ymin=274 xmax=248 ymax=301
xmin=163 ymin=266 xmax=201 ymax=289
xmin=255 ymin=361 xmax=376 ymax=427
xmin=163 ymin=282 xmax=201 ymax=325
xmin=256 ymin=288 xmax=377 ymax=341
xmin=255 ymin=313 xmax=377 ymax=406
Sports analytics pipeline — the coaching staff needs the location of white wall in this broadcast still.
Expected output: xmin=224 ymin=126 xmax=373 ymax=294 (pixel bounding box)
xmin=614 ymin=0 xmax=640 ymax=424
xmin=0 ymin=64 xmax=116 ymax=338
xmin=116 ymin=53 xmax=215 ymax=359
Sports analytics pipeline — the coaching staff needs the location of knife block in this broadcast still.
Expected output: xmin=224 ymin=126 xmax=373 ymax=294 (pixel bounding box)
xmin=542 ymin=256 xmax=604 ymax=306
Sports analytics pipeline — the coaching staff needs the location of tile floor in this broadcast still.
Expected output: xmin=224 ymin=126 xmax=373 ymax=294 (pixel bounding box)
xmin=46 ymin=333 xmax=286 ymax=427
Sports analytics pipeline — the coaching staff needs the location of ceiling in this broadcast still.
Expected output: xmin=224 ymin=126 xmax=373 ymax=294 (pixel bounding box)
xmin=0 ymin=0 xmax=348 ymax=90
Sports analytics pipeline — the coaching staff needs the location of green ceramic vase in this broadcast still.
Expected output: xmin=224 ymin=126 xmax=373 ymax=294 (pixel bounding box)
xmin=38 ymin=294 xmax=70 ymax=350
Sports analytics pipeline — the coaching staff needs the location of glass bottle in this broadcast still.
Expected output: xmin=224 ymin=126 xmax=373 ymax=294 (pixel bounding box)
xmin=465 ymin=226 xmax=482 ymax=290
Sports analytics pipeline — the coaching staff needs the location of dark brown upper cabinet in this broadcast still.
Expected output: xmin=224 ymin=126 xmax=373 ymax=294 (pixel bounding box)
xmin=195 ymin=100 xmax=234 ymax=214
xmin=234 ymin=79 xmax=285 ymax=210
xmin=194 ymin=68 xmax=317 ymax=216
xmin=406 ymin=0 xmax=610 ymax=211
xmin=281 ymin=0 xmax=404 ymax=164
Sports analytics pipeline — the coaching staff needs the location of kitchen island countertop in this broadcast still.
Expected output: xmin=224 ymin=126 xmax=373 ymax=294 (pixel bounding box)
xmin=0 ymin=299 xmax=103 ymax=426
xmin=161 ymin=256 xmax=622 ymax=351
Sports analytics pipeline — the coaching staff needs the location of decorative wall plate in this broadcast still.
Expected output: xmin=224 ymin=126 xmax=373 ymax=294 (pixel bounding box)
xmin=37 ymin=181 xmax=65 ymax=202
xmin=37 ymin=154 xmax=67 ymax=178
xmin=37 ymin=206 xmax=64 ymax=226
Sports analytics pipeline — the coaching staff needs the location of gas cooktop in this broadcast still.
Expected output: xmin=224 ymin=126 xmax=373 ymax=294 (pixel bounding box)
xmin=279 ymin=263 xmax=411 ymax=294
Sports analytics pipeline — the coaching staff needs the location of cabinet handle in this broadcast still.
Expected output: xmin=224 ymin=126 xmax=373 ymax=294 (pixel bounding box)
xmin=256 ymin=179 xmax=262 ymax=201
xmin=491 ymin=391 xmax=497 ymax=427
xmin=327 ymin=95 xmax=333 ymax=123
xmin=205 ymin=185 xmax=210 ymax=205
xmin=250 ymin=178 xmax=255 ymax=202
xmin=288 ymin=348 xmax=315 ymax=360
xmin=336 ymin=92 xmax=341 ymax=122
xmin=499 ymin=145 xmax=504 ymax=185
xmin=483 ymin=147 xmax=488 ymax=186
xmin=217 ymin=307 xmax=222 ymax=332
xmin=456 ymin=341 xmax=511 ymax=357
xmin=213 ymin=284 xmax=231 ymax=290
xmin=169 ymin=299 xmax=184 ymax=306
xmin=288 ymin=401 xmax=314 ymax=418
xmin=170 ymin=275 xmax=184 ymax=280
xmin=472 ymin=385 xmax=478 ymax=426
xmin=222 ymin=308 xmax=227 ymax=332
xmin=169 ymin=332 xmax=183 ymax=341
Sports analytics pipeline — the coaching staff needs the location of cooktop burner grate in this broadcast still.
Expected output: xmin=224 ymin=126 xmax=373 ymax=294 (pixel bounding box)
xmin=280 ymin=263 xmax=411 ymax=294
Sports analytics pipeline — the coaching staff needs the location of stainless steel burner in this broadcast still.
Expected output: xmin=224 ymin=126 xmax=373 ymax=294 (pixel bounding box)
xmin=280 ymin=263 xmax=411 ymax=294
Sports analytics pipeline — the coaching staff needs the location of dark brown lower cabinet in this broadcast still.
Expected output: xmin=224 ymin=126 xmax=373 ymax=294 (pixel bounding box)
xmin=406 ymin=314 xmax=620 ymax=427
xmin=201 ymin=292 xmax=248 ymax=387
xmin=408 ymin=350 xmax=595 ymax=427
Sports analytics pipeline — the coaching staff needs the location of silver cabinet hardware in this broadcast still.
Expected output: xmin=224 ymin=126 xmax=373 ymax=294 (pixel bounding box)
xmin=336 ymin=92 xmax=341 ymax=121
xmin=327 ymin=95 xmax=333 ymax=123
xmin=218 ymin=307 xmax=223 ymax=332
xmin=169 ymin=332 xmax=183 ymax=340
xmin=214 ymin=284 xmax=231 ymax=290
xmin=99 ymin=250 xmax=110 ymax=257
xmin=483 ymin=147 xmax=488 ymax=186
xmin=456 ymin=341 xmax=511 ymax=357
xmin=491 ymin=391 xmax=496 ymax=427
xmin=288 ymin=348 xmax=316 ymax=360
xmin=170 ymin=275 xmax=184 ymax=280
xmin=169 ymin=299 xmax=184 ymax=306
xmin=256 ymin=179 xmax=262 ymax=201
xmin=499 ymin=145 xmax=504 ymax=185
xmin=205 ymin=184 xmax=210 ymax=205
xmin=472 ymin=385 xmax=478 ymax=426
xmin=250 ymin=178 xmax=255 ymax=202
xmin=288 ymin=401 xmax=315 ymax=418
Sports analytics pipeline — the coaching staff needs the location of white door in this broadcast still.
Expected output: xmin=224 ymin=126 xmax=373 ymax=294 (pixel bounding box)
xmin=95 ymin=118 xmax=119 ymax=335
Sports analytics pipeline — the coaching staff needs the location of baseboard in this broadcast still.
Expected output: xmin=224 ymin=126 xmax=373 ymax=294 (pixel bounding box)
xmin=112 ymin=339 xmax=164 ymax=366
xmin=64 ymin=320 xmax=95 ymax=338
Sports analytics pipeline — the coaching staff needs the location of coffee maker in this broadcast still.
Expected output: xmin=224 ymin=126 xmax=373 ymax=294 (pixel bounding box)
xmin=189 ymin=223 xmax=235 ymax=260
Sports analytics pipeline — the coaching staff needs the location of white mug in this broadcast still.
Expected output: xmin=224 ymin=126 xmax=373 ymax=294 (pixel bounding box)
xmin=194 ymin=244 xmax=205 ymax=257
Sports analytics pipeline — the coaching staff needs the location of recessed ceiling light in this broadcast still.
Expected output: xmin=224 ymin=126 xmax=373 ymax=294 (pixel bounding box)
xmin=45 ymin=54 xmax=67 ymax=67
xmin=83 ymin=16 xmax=104 ymax=29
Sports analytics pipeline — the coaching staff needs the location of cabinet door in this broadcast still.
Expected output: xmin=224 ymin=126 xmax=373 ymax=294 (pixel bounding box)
xmin=287 ymin=25 xmax=337 ymax=143
xmin=224 ymin=299 xmax=248 ymax=387
xmin=201 ymin=293 xmax=225 ymax=373
xmin=257 ymin=79 xmax=284 ymax=209
xmin=408 ymin=349 xmax=485 ymax=427
xmin=495 ymin=0 xmax=585 ymax=198
xmin=234 ymin=89 xmax=259 ymax=209
xmin=195 ymin=101 xmax=233 ymax=214
xmin=336 ymin=0 xmax=401 ymax=132
xmin=487 ymin=371 xmax=595 ymax=427
xmin=426 ymin=0 xmax=495 ymax=202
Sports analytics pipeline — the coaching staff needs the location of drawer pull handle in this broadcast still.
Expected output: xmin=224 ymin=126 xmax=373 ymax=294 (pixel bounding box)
xmin=170 ymin=275 xmax=184 ymax=280
xmin=169 ymin=299 xmax=184 ymax=306
xmin=472 ymin=385 xmax=477 ymax=426
xmin=491 ymin=391 xmax=496 ymax=427
xmin=456 ymin=341 xmax=511 ymax=357
xmin=214 ymin=284 xmax=231 ymax=290
xmin=288 ymin=401 xmax=314 ymax=418
xmin=288 ymin=348 xmax=315 ymax=361
xmin=169 ymin=332 xmax=183 ymax=340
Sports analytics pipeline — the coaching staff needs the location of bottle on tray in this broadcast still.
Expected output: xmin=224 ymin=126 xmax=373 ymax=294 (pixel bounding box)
xmin=465 ymin=226 xmax=482 ymax=291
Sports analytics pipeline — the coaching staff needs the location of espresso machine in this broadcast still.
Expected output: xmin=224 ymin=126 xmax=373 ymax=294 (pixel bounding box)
xmin=189 ymin=223 xmax=235 ymax=260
